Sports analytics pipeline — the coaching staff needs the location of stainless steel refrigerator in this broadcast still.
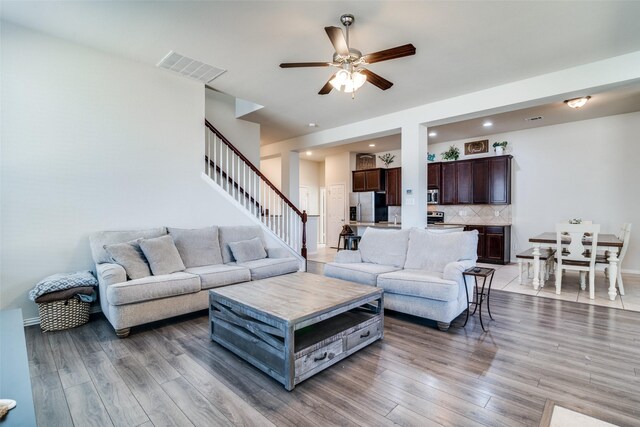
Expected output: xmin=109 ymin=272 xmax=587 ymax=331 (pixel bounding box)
xmin=349 ymin=192 xmax=388 ymax=223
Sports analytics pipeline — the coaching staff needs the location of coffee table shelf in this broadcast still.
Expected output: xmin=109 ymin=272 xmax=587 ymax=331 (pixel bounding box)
xmin=209 ymin=272 xmax=383 ymax=390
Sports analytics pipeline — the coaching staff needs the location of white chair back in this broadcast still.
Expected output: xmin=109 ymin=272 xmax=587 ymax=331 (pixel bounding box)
xmin=618 ymin=223 xmax=632 ymax=263
xmin=555 ymin=223 xmax=600 ymax=267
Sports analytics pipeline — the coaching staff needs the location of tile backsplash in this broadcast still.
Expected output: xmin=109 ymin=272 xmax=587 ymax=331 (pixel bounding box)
xmin=388 ymin=206 xmax=402 ymax=223
xmin=429 ymin=204 xmax=511 ymax=225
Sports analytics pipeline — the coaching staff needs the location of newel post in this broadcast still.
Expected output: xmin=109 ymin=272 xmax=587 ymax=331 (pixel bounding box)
xmin=301 ymin=210 xmax=308 ymax=260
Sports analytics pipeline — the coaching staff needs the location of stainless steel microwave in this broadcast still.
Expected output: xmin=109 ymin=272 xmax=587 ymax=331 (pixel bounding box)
xmin=427 ymin=189 xmax=439 ymax=205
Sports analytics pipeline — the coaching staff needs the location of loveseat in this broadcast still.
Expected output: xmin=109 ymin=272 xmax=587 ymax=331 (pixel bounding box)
xmin=324 ymin=227 xmax=478 ymax=331
xmin=89 ymin=225 xmax=300 ymax=337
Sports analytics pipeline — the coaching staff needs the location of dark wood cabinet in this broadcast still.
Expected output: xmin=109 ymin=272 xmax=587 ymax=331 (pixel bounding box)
xmin=427 ymin=163 xmax=441 ymax=189
xmin=385 ymin=167 xmax=402 ymax=206
xmin=456 ymin=161 xmax=473 ymax=204
xmin=352 ymin=168 xmax=385 ymax=192
xmin=440 ymin=162 xmax=457 ymax=204
xmin=489 ymin=157 xmax=511 ymax=204
xmin=464 ymin=225 xmax=511 ymax=264
xmin=431 ymin=155 xmax=511 ymax=205
xmin=472 ymin=159 xmax=489 ymax=204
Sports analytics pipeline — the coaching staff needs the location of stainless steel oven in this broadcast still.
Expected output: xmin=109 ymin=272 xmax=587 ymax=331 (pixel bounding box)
xmin=427 ymin=189 xmax=439 ymax=205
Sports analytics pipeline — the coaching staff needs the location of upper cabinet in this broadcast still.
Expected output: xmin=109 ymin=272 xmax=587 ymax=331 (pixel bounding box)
xmin=352 ymin=168 xmax=385 ymax=192
xmin=385 ymin=167 xmax=402 ymax=206
xmin=427 ymin=163 xmax=441 ymax=189
xmin=430 ymin=155 xmax=512 ymax=205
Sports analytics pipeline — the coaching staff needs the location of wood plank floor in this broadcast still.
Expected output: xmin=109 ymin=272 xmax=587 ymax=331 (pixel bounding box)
xmin=27 ymin=272 xmax=640 ymax=426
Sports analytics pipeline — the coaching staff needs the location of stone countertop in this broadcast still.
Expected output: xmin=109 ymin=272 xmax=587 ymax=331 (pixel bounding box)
xmin=349 ymin=222 xmax=402 ymax=229
xmin=427 ymin=224 xmax=466 ymax=229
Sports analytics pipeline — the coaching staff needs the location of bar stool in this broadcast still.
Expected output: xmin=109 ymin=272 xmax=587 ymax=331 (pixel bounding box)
xmin=345 ymin=235 xmax=362 ymax=250
xmin=336 ymin=225 xmax=354 ymax=251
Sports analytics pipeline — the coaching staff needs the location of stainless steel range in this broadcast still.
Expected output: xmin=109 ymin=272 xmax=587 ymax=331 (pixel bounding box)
xmin=427 ymin=211 xmax=444 ymax=224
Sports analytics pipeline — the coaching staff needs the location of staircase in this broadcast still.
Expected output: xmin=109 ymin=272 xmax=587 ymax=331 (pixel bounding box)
xmin=204 ymin=120 xmax=307 ymax=259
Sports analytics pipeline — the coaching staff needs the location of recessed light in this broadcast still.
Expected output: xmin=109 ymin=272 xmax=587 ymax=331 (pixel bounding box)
xmin=564 ymin=96 xmax=591 ymax=109
xmin=428 ymin=131 xmax=437 ymax=137
xmin=369 ymin=144 xmax=376 ymax=147
xmin=306 ymin=151 xmax=312 ymax=156
xmin=308 ymin=123 xmax=318 ymax=127
xmin=483 ymin=121 xmax=493 ymax=127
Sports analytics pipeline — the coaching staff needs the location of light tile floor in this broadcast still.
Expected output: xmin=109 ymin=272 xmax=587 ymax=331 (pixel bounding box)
xmin=309 ymin=244 xmax=640 ymax=312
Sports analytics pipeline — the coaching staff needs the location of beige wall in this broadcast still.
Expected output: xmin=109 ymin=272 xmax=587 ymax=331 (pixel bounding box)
xmin=299 ymin=159 xmax=322 ymax=215
xmin=259 ymin=157 xmax=282 ymax=189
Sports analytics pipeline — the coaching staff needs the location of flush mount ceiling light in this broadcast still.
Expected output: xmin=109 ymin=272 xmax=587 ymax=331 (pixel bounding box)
xmin=564 ymin=96 xmax=591 ymax=109
xmin=306 ymin=151 xmax=313 ymax=156
xmin=368 ymin=143 xmax=376 ymax=147
xmin=308 ymin=123 xmax=319 ymax=127
xmin=428 ymin=131 xmax=437 ymax=137
xmin=483 ymin=121 xmax=493 ymax=127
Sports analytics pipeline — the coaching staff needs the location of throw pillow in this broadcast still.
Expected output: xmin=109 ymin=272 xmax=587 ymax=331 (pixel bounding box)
xmin=168 ymin=226 xmax=223 ymax=268
xmin=359 ymin=228 xmax=410 ymax=268
xmin=228 ymin=237 xmax=267 ymax=263
xmin=139 ymin=235 xmax=186 ymax=276
xmin=104 ymin=239 xmax=151 ymax=280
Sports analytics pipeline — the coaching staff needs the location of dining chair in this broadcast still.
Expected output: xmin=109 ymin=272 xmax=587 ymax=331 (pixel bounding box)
xmin=555 ymin=223 xmax=600 ymax=299
xmin=598 ymin=223 xmax=631 ymax=295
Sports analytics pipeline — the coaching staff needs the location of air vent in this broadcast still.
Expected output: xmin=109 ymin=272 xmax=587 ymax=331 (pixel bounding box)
xmin=157 ymin=51 xmax=226 ymax=83
xmin=524 ymin=116 xmax=544 ymax=122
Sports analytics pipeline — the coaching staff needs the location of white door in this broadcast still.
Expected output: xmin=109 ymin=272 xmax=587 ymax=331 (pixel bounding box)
xmin=319 ymin=187 xmax=326 ymax=244
xmin=327 ymin=184 xmax=346 ymax=248
xmin=299 ymin=186 xmax=309 ymax=213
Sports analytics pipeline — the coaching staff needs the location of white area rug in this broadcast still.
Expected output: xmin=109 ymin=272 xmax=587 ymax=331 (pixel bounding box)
xmin=548 ymin=405 xmax=618 ymax=427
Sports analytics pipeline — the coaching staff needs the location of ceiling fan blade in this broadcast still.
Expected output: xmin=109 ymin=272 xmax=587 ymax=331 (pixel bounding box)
xmin=325 ymin=26 xmax=349 ymax=56
xmin=280 ymin=62 xmax=332 ymax=68
xmin=361 ymin=69 xmax=393 ymax=90
xmin=362 ymin=43 xmax=416 ymax=64
xmin=318 ymin=73 xmax=336 ymax=95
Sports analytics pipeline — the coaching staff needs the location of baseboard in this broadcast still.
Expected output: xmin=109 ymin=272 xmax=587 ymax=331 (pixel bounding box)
xmin=23 ymin=305 xmax=102 ymax=327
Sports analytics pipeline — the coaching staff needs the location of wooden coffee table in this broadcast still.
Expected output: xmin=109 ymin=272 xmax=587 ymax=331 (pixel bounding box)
xmin=209 ymin=272 xmax=384 ymax=390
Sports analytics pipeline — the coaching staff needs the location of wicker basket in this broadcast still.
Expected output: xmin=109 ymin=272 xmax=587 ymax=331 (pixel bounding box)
xmin=38 ymin=298 xmax=89 ymax=332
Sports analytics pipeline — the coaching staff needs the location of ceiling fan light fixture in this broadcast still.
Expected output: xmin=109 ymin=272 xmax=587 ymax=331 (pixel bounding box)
xmin=330 ymin=69 xmax=367 ymax=93
xmin=564 ymin=96 xmax=591 ymax=109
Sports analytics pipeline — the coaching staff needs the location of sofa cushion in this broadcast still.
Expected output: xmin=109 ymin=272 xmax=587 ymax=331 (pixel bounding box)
xmin=404 ymin=228 xmax=478 ymax=272
xmin=104 ymin=239 xmax=151 ymax=280
xmin=237 ymin=257 xmax=299 ymax=280
xmin=359 ymin=228 xmax=410 ymax=268
xmin=185 ymin=264 xmax=251 ymax=289
xmin=90 ymin=227 xmax=167 ymax=264
xmin=106 ymin=272 xmax=200 ymax=306
xmin=228 ymin=237 xmax=267 ymax=263
xmin=168 ymin=226 xmax=223 ymax=268
xmin=377 ymin=269 xmax=460 ymax=302
xmin=219 ymin=226 xmax=267 ymax=264
xmin=324 ymin=262 xmax=401 ymax=286
xmin=139 ymin=235 xmax=186 ymax=276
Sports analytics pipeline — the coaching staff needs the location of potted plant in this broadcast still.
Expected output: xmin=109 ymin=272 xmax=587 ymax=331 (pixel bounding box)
xmin=378 ymin=153 xmax=396 ymax=168
xmin=441 ymin=145 xmax=460 ymax=161
xmin=493 ymin=141 xmax=508 ymax=155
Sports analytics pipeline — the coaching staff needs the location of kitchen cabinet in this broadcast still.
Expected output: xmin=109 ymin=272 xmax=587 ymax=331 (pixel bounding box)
xmin=427 ymin=163 xmax=441 ymax=189
xmin=464 ymin=225 xmax=511 ymax=264
xmin=440 ymin=162 xmax=457 ymax=204
xmin=431 ymin=155 xmax=512 ymax=205
xmin=352 ymin=168 xmax=385 ymax=192
xmin=456 ymin=161 xmax=473 ymax=204
xmin=385 ymin=167 xmax=402 ymax=206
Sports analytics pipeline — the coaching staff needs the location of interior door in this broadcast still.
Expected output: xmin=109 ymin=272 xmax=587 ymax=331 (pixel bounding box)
xmin=298 ymin=186 xmax=309 ymax=213
xmin=327 ymin=184 xmax=346 ymax=248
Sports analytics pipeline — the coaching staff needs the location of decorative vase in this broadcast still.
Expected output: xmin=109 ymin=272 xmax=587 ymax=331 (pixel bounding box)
xmin=495 ymin=146 xmax=504 ymax=156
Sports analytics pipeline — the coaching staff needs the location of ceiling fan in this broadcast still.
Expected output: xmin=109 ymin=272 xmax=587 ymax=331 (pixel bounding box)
xmin=280 ymin=14 xmax=416 ymax=96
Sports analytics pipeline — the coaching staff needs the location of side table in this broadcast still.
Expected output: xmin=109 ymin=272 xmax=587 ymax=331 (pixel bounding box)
xmin=462 ymin=267 xmax=495 ymax=332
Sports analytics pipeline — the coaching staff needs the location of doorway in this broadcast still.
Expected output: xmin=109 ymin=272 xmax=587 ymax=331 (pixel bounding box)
xmin=319 ymin=187 xmax=326 ymax=244
xmin=327 ymin=183 xmax=346 ymax=248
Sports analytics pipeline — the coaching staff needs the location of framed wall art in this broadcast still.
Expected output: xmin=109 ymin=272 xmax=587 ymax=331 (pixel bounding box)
xmin=464 ymin=139 xmax=489 ymax=155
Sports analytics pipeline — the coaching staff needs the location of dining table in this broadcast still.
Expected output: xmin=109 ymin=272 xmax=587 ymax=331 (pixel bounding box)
xmin=529 ymin=233 xmax=623 ymax=300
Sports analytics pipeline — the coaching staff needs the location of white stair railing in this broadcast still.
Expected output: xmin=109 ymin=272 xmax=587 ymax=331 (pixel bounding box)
xmin=204 ymin=120 xmax=307 ymax=258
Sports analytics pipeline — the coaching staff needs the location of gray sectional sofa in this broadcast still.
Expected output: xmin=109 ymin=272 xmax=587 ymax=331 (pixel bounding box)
xmin=89 ymin=225 xmax=300 ymax=337
xmin=324 ymin=227 xmax=478 ymax=331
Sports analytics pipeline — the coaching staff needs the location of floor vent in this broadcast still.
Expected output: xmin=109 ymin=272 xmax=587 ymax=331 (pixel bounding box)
xmin=157 ymin=51 xmax=226 ymax=83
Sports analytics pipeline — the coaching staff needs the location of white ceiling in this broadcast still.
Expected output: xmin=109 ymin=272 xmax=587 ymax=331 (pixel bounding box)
xmin=3 ymin=1 xmax=640 ymax=145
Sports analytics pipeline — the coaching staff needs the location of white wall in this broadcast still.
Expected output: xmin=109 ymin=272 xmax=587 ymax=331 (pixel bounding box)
xmin=259 ymin=157 xmax=281 ymax=189
xmin=0 ymin=23 xmax=263 ymax=321
xmin=205 ymin=90 xmax=261 ymax=166
xmin=299 ymin=159 xmax=321 ymax=215
xmin=428 ymin=112 xmax=640 ymax=271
